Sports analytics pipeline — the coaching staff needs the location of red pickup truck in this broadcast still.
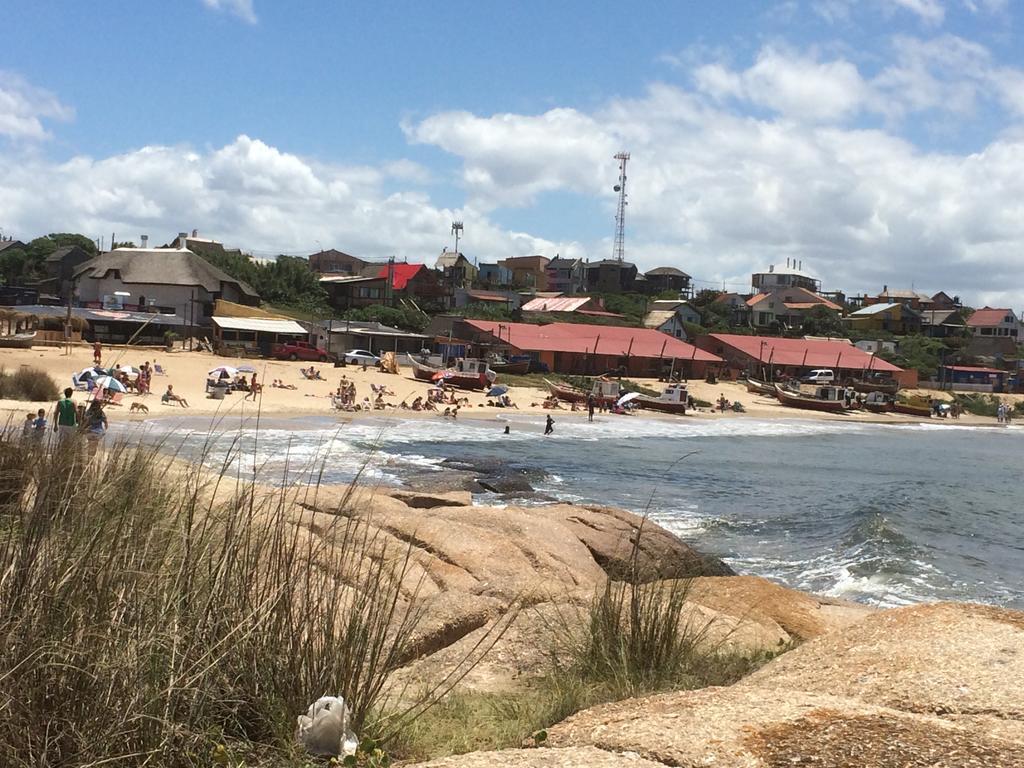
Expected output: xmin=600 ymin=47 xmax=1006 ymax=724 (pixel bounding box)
xmin=271 ymin=341 xmax=334 ymax=362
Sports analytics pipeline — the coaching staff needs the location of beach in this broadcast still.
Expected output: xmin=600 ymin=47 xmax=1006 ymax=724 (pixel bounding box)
xmin=0 ymin=342 xmax=1010 ymax=426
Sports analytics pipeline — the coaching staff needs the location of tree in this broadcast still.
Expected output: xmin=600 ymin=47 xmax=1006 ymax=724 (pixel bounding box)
xmin=800 ymin=305 xmax=847 ymax=337
xmin=879 ymin=335 xmax=946 ymax=378
xmin=690 ymin=289 xmax=724 ymax=309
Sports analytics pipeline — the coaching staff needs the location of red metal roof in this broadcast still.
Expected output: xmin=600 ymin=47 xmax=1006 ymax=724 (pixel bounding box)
xmin=966 ymin=307 xmax=1013 ymax=327
xmin=943 ymin=365 xmax=1005 ymax=374
xmin=465 ymin=320 xmax=722 ymax=361
xmin=375 ymin=263 xmax=426 ymax=290
xmin=707 ymin=333 xmax=902 ymax=372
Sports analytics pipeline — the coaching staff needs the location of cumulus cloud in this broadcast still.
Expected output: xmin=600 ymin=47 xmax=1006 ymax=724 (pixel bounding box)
xmin=886 ymin=0 xmax=946 ymax=25
xmin=201 ymin=0 xmax=257 ymax=24
xmin=0 ymin=135 xmax=584 ymax=264
xmin=0 ymin=71 xmax=73 ymax=141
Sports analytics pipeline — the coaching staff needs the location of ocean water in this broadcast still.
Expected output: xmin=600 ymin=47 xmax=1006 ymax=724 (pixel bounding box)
xmin=136 ymin=413 xmax=1024 ymax=609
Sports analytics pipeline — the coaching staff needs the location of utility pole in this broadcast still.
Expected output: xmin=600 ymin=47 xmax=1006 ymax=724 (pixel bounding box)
xmin=451 ymin=221 xmax=463 ymax=255
xmin=612 ymin=152 xmax=629 ymax=262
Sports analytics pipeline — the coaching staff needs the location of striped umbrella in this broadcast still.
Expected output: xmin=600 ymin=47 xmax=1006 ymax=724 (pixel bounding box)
xmin=92 ymin=375 xmax=127 ymax=393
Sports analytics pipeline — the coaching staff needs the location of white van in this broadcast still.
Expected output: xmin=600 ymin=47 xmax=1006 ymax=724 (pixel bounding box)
xmin=802 ymin=369 xmax=835 ymax=384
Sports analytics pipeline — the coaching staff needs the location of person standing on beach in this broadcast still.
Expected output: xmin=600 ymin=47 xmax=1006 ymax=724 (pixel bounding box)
xmin=84 ymin=399 xmax=107 ymax=456
xmin=93 ymin=340 xmax=102 ymax=366
xmin=246 ymin=372 xmax=259 ymax=401
xmin=587 ymin=393 xmax=595 ymax=423
xmin=544 ymin=415 xmax=554 ymax=435
xmin=53 ymin=387 xmax=78 ymax=443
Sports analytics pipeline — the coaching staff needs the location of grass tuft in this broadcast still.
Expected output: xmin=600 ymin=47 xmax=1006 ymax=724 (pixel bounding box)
xmin=0 ymin=366 xmax=59 ymax=401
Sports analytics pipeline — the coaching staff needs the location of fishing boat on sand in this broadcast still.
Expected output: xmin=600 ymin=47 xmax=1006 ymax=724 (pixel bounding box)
xmin=893 ymin=400 xmax=932 ymax=417
xmin=774 ymin=384 xmax=848 ymax=413
xmin=0 ymin=331 xmax=36 ymax=349
xmin=850 ymin=374 xmax=900 ymax=395
xmin=406 ymin=354 xmax=496 ymax=390
xmin=743 ymin=376 xmax=777 ymax=396
xmin=636 ymin=383 xmax=690 ymax=415
xmin=545 ymin=377 xmax=620 ymax=406
xmin=487 ymin=356 xmax=531 ymax=375
xmin=862 ymin=392 xmax=894 ymax=414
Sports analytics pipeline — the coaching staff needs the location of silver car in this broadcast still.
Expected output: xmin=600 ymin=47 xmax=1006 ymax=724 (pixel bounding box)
xmin=344 ymin=349 xmax=380 ymax=365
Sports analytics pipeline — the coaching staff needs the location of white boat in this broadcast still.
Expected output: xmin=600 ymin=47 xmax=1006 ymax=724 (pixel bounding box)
xmin=636 ymin=383 xmax=690 ymax=415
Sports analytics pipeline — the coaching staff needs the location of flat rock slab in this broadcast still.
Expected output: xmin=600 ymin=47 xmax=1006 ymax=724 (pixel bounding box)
xmin=406 ymin=746 xmax=666 ymax=767
xmin=742 ymin=602 xmax=1024 ymax=737
xmin=546 ymin=685 xmax=1024 ymax=767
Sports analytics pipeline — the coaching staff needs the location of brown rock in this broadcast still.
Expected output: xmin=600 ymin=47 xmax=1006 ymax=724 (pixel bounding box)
xmin=547 ymin=685 xmax=1024 ymax=767
xmin=686 ymin=575 xmax=875 ymax=642
xmin=406 ymin=746 xmax=666 ymax=767
xmin=551 ymin=504 xmax=735 ymax=580
xmin=741 ymin=601 xmax=1024 ymax=739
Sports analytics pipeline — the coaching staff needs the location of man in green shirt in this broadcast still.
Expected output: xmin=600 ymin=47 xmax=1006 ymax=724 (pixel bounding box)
xmin=53 ymin=387 xmax=78 ymax=442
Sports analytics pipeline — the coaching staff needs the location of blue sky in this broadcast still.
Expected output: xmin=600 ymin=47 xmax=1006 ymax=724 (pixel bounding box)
xmin=3 ymin=0 xmax=1024 ymax=304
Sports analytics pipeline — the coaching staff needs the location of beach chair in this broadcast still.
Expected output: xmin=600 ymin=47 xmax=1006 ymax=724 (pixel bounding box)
xmin=71 ymin=374 xmax=87 ymax=391
xmin=154 ymin=364 xmax=168 ymax=376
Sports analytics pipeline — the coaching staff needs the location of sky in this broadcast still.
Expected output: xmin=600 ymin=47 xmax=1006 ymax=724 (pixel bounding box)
xmin=2 ymin=0 xmax=1024 ymax=306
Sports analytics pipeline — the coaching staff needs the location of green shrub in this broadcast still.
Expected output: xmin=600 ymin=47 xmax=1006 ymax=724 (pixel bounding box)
xmin=0 ymin=366 xmax=59 ymax=401
xmin=0 ymin=433 xmax=434 ymax=767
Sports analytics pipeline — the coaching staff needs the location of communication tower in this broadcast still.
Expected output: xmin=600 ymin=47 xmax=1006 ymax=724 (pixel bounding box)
xmin=612 ymin=152 xmax=629 ymax=262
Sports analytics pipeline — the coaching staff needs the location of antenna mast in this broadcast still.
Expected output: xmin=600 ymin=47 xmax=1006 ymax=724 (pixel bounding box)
xmin=451 ymin=220 xmax=464 ymax=254
xmin=611 ymin=151 xmax=629 ymax=262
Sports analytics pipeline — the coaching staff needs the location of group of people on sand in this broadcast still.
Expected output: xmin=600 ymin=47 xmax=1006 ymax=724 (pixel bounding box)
xmin=22 ymin=387 xmax=110 ymax=456
xmin=997 ymin=401 xmax=1014 ymax=424
xmin=302 ymin=366 xmax=326 ymax=380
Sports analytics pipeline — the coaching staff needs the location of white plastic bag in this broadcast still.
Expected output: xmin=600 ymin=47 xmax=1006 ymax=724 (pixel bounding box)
xmin=296 ymin=695 xmax=359 ymax=756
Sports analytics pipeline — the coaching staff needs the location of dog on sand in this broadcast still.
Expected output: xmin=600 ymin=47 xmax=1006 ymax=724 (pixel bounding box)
xmin=129 ymin=402 xmax=149 ymax=414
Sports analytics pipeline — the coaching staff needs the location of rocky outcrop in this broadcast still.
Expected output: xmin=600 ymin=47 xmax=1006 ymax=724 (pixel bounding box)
xmin=540 ymin=602 xmax=1024 ymax=766
xmin=408 ymin=746 xmax=666 ymax=767
xmin=546 ymin=685 xmax=1024 ymax=767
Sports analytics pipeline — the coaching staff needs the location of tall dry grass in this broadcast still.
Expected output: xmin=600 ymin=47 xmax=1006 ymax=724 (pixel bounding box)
xmin=0 ymin=427 xmax=433 ymax=767
xmin=0 ymin=366 xmax=60 ymax=402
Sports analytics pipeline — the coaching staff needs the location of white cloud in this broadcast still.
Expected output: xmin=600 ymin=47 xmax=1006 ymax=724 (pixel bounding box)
xmin=201 ymin=0 xmax=257 ymax=24
xmin=0 ymin=71 xmax=73 ymax=141
xmin=0 ymin=135 xmax=584 ymax=265
xmin=886 ymin=0 xmax=946 ymax=25
xmin=695 ymin=46 xmax=872 ymax=122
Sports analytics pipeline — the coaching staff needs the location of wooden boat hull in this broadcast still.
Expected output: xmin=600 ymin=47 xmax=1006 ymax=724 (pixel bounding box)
xmin=0 ymin=332 xmax=36 ymax=349
xmin=744 ymin=376 xmax=776 ymax=396
xmin=545 ymin=379 xmax=619 ymax=406
xmin=852 ymin=379 xmax=900 ymax=395
xmin=894 ymin=402 xmax=932 ymax=417
xmin=636 ymin=397 xmax=688 ymax=415
xmin=406 ymin=354 xmax=441 ymax=381
xmin=863 ymin=401 xmax=894 ymax=414
xmin=774 ymin=385 xmax=848 ymax=413
xmin=490 ymin=360 xmax=530 ymax=375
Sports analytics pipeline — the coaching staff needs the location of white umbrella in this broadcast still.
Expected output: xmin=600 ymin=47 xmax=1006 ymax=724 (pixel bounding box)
xmin=617 ymin=391 xmax=642 ymax=406
xmin=115 ymin=365 xmax=140 ymax=379
xmin=236 ymin=364 xmax=257 ymax=373
xmin=78 ymin=366 xmax=107 ymax=379
xmin=208 ymin=365 xmax=240 ymax=378
xmin=93 ymin=375 xmax=127 ymax=393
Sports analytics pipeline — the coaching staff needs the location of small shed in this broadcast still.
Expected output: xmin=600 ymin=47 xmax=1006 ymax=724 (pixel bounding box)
xmin=212 ymin=316 xmax=307 ymax=356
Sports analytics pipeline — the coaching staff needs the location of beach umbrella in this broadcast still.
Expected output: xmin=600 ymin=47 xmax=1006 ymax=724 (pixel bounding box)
xmin=208 ymin=365 xmax=240 ymax=378
xmin=116 ymin=365 xmax=140 ymax=378
xmin=77 ymin=366 xmax=108 ymax=380
xmin=236 ymin=364 xmax=257 ymax=373
xmin=93 ymin=375 xmax=127 ymax=393
xmin=487 ymin=385 xmax=508 ymax=397
xmin=617 ymin=391 xmax=642 ymax=406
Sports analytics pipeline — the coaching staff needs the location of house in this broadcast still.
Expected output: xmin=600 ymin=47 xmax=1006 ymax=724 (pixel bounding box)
xmin=939 ymin=365 xmax=1008 ymax=393
xmin=43 ymin=245 xmax=94 ymax=297
xmin=746 ymin=287 xmax=842 ymax=330
xmin=313 ymin=319 xmax=430 ymax=357
xmin=458 ymin=319 xmax=722 ymax=378
xmin=751 ymin=260 xmax=820 ymax=293
xmin=642 ymin=267 xmax=692 ymax=296
xmin=520 ymin=295 xmax=622 ymax=319
xmin=10 ymin=302 xmax=187 ymax=345
xmin=696 ymin=333 xmax=913 ymax=386
xmin=714 ymin=292 xmax=752 ymax=326
xmin=584 ymin=260 xmax=638 ymax=293
xmin=211 ymin=316 xmax=308 ymax=356
xmin=435 ymin=250 xmax=478 ymax=290
xmin=0 ymin=239 xmax=26 ymax=254
xmin=643 ymin=300 xmax=701 ymax=339
xmin=965 ymin=306 xmax=1021 ymax=357
xmin=321 ymin=263 xmax=442 ymax=312
xmin=845 ymin=302 xmax=922 ymax=335
xmin=545 ymin=257 xmax=585 ymax=294
xmin=929 ymin=291 xmax=959 ymax=311
xmin=920 ymin=309 xmax=966 ymax=338
xmin=862 ymin=287 xmax=934 ymax=311
xmin=73 ymin=247 xmax=259 ymax=324
xmin=309 ymin=248 xmax=368 ymax=275
xmin=477 ymin=262 xmax=513 ymax=289
xmin=454 ymin=288 xmax=521 ymax=310
xmin=499 ymin=255 xmax=550 ymax=290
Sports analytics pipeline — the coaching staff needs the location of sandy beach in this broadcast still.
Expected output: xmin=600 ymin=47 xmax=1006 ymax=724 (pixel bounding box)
xmin=0 ymin=342 xmax=1010 ymax=427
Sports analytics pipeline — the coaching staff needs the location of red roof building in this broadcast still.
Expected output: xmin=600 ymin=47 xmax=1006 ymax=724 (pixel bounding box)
xmin=697 ymin=333 xmax=913 ymax=385
xmin=375 ymin=263 xmax=426 ymax=290
xmin=462 ymin=319 xmax=721 ymax=378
